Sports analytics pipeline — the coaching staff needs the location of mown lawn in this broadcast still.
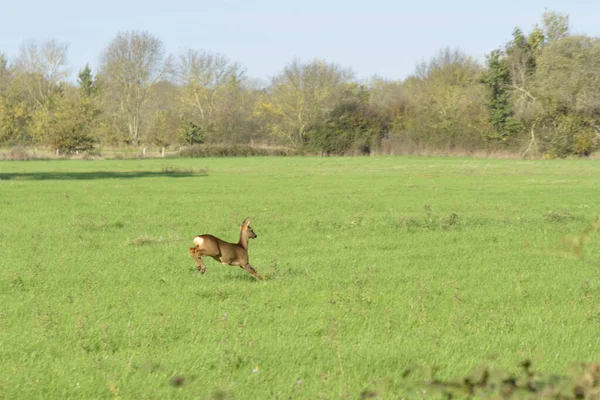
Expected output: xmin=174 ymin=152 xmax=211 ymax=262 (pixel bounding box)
xmin=1 ymin=156 xmax=599 ymax=398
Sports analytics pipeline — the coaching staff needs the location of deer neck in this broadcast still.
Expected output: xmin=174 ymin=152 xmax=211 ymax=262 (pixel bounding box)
xmin=238 ymin=230 xmax=249 ymax=250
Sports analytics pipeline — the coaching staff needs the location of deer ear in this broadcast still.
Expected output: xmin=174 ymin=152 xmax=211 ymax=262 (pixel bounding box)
xmin=242 ymin=217 xmax=251 ymax=226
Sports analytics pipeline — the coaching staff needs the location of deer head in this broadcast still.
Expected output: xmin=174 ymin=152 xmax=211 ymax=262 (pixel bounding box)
xmin=242 ymin=217 xmax=257 ymax=239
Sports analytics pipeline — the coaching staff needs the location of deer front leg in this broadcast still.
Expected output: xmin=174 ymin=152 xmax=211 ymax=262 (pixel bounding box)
xmin=189 ymin=247 xmax=207 ymax=274
xmin=241 ymin=264 xmax=264 ymax=281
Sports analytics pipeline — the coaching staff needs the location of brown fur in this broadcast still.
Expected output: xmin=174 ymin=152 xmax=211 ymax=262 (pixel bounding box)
xmin=189 ymin=217 xmax=264 ymax=280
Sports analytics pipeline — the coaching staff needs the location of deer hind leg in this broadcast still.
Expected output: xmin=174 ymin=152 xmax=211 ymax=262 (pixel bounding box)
xmin=189 ymin=247 xmax=207 ymax=274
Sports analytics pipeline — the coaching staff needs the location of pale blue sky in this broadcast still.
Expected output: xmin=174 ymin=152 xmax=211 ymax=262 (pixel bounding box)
xmin=1 ymin=0 xmax=599 ymax=82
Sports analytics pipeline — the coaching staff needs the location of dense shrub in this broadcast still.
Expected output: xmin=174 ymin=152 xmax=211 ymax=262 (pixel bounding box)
xmin=178 ymin=144 xmax=297 ymax=157
xmin=0 ymin=146 xmax=31 ymax=160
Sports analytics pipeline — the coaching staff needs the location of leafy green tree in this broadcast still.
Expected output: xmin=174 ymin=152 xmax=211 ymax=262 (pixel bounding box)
xmin=29 ymin=91 xmax=96 ymax=154
xmin=485 ymin=19 xmax=547 ymax=157
xmin=535 ymin=35 xmax=600 ymax=157
xmin=306 ymin=85 xmax=389 ymax=155
xmin=399 ymin=48 xmax=489 ymax=149
xmin=0 ymin=54 xmax=27 ymax=143
xmin=77 ymin=64 xmax=98 ymax=97
xmin=481 ymin=50 xmax=522 ymax=142
xmin=179 ymin=115 xmax=204 ymax=144
xmin=145 ymin=108 xmax=180 ymax=147
xmin=0 ymin=93 xmax=29 ymax=144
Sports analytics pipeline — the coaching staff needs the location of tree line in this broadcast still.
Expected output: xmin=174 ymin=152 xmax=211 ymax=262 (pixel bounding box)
xmin=0 ymin=11 xmax=599 ymax=158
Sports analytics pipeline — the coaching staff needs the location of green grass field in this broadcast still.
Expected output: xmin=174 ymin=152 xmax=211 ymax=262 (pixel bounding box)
xmin=1 ymin=156 xmax=599 ymax=399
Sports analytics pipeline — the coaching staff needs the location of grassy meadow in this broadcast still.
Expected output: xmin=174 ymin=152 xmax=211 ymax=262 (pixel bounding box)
xmin=1 ymin=156 xmax=599 ymax=398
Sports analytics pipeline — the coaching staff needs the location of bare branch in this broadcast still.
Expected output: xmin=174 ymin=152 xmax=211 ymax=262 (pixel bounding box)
xmin=13 ymin=39 xmax=69 ymax=109
xmin=99 ymin=31 xmax=171 ymax=143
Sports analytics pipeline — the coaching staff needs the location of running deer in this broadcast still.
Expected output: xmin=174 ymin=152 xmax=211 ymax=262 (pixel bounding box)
xmin=189 ymin=218 xmax=264 ymax=280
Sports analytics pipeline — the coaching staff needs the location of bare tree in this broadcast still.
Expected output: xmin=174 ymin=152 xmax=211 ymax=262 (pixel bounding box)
xmin=499 ymin=28 xmax=543 ymax=157
xmin=13 ymin=39 xmax=69 ymax=109
xmin=542 ymin=11 xmax=570 ymax=43
xmin=262 ymin=58 xmax=353 ymax=146
xmin=366 ymin=76 xmax=405 ymax=111
xmin=0 ymin=52 xmax=10 ymax=94
xmin=99 ymin=31 xmax=172 ymax=144
xmin=178 ymin=49 xmax=244 ymax=89
xmin=177 ymin=49 xmax=245 ymax=141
